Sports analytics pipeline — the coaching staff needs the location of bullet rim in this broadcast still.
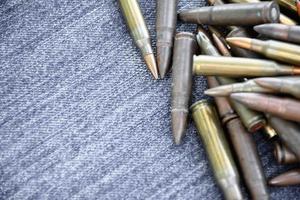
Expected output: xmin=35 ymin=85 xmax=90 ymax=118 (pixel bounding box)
xmin=265 ymin=2 xmax=280 ymax=23
xmin=248 ymin=117 xmax=266 ymax=132
xmin=175 ymin=32 xmax=196 ymax=41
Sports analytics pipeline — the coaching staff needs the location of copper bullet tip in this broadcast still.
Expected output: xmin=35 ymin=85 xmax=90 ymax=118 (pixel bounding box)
xmin=144 ymin=53 xmax=159 ymax=79
xmin=292 ymin=67 xmax=300 ymax=75
xmin=226 ymin=37 xmax=252 ymax=50
xmin=269 ymin=169 xmax=300 ymax=186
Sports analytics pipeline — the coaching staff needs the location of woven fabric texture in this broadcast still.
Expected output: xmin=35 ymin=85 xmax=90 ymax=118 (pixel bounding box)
xmin=0 ymin=0 xmax=299 ymax=199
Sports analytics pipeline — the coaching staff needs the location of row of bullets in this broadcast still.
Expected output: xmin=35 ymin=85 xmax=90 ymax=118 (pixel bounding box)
xmin=118 ymin=0 xmax=300 ymax=199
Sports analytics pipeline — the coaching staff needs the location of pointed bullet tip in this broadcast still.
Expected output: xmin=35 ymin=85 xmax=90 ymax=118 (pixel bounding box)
xmin=172 ymin=111 xmax=188 ymax=145
xmin=254 ymin=78 xmax=281 ymax=90
xmin=144 ymin=54 xmax=159 ymax=80
xmin=226 ymin=37 xmax=252 ymax=50
xmin=268 ymin=178 xmax=281 ymax=186
xmin=204 ymin=89 xmax=219 ymax=97
xmin=230 ymin=93 xmax=246 ymax=101
xmin=157 ymin=46 xmax=172 ymax=79
xmin=253 ymin=25 xmax=263 ymax=33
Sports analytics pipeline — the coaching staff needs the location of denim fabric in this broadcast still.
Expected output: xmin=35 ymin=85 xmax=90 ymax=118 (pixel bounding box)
xmin=0 ymin=0 xmax=299 ymax=199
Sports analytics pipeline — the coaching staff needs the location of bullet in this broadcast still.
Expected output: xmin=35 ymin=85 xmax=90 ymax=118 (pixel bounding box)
xmin=196 ymin=28 xmax=265 ymax=132
xmin=227 ymin=37 xmax=300 ymax=66
xmin=119 ymin=0 xmax=158 ymax=79
xmin=211 ymin=32 xmax=232 ymax=57
xmin=205 ymin=79 xmax=275 ymax=97
xmin=263 ymin=124 xmax=278 ymax=139
xmin=196 ymin=27 xmax=220 ymax=56
xmin=227 ymin=27 xmax=261 ymax=58
xmin=231 ymin=93 xmax=300 ymax=123
xmin=254 ymin=77 xmax=300 ymax=98
xmin=193 ymin=55 xmax=300 ymax=77
xmin=254 ymin=24 xmax=300 ymax=44
xmin=191 ymin=100 xmax=243 ymax=200
xmin=156 ymin=0 xmax=178 ymax=78
xmin=274 ymin=141 xmax=299 ymax=165
xmin=269 ymin=169 xmax=300 ymax=186
xmin=267 ymin=115 xmax=300 ymax=160
xmin=226 ymin=0 xmax=296 ymax=25
xmin=179 ymin=2 xmax=280 ymax=26
xmin=208 ymin=77 xmax=269 ymax=200
xmin=171 ymin=32 xmax=197 ymax=144
xmin=279 ymin=13 xmax=298 ymax=25
xmin=276 ymin=0 xmax=298 ymax=13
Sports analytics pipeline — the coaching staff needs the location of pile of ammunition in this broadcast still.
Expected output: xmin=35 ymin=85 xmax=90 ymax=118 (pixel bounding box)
xmin=119 ymin=0 xmax=300 ymax=199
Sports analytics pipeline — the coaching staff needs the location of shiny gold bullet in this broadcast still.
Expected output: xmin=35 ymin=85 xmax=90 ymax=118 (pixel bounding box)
xmin=226 ymin=37 xmax=300 ymax=65
xmin=119 ymin=0 xmax=159 ymax=79
xmin=191 ymin=100 xmax=244 ymax=200
xmin=193 ymin=55 xmax=300 ymax=77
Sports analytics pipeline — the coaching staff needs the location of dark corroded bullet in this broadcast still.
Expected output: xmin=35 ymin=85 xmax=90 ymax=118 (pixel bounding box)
xmin=191 ymin=100 xmax=243 ymax=200
xmin=255 ymin=77 xmax=300 ymax=98
xmin=227 ymin=0 xmax=296 ymax=25
xmin=227 ymin=27 xmax=261 ymax=58
xmin=269 ymin=169 xmax=300 ymax=186
xmin=231 ymin=93 xmax=300 ymax=123
xmin=119 ymin=0 xmax=158 ymax=79
xmin=156 ymin=0 xmax=178 ymax=78
xmin=179 ymin=2 xmax=280 ymax=26
xmin=205 ymin=80 xmax=275 ymax=97
xmin=227 ymin=37 xmax=300 ymax=65
xmin=263 ymin=124 xmax=278 ymax=139
xmin=197 ymin=28 xmax=265 ymax=132
xmin=171 ymin=32 xmax=197 ymax=144
xmin=274 ymin=141 xmax=299 ymax=165
xmin=193 ymin=56 xmax=300 ymax=77
xmin=267 ymin=115 xmax=300 ymax=160
xmin=208 ymin=77 xmax=269 ymax=200
xmin=254 ymin=24 xmax=300 ymax=44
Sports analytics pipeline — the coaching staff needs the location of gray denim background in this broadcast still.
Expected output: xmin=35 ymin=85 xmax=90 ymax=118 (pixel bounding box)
xmin=0 ymin=0 xmax=299 ymax=199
